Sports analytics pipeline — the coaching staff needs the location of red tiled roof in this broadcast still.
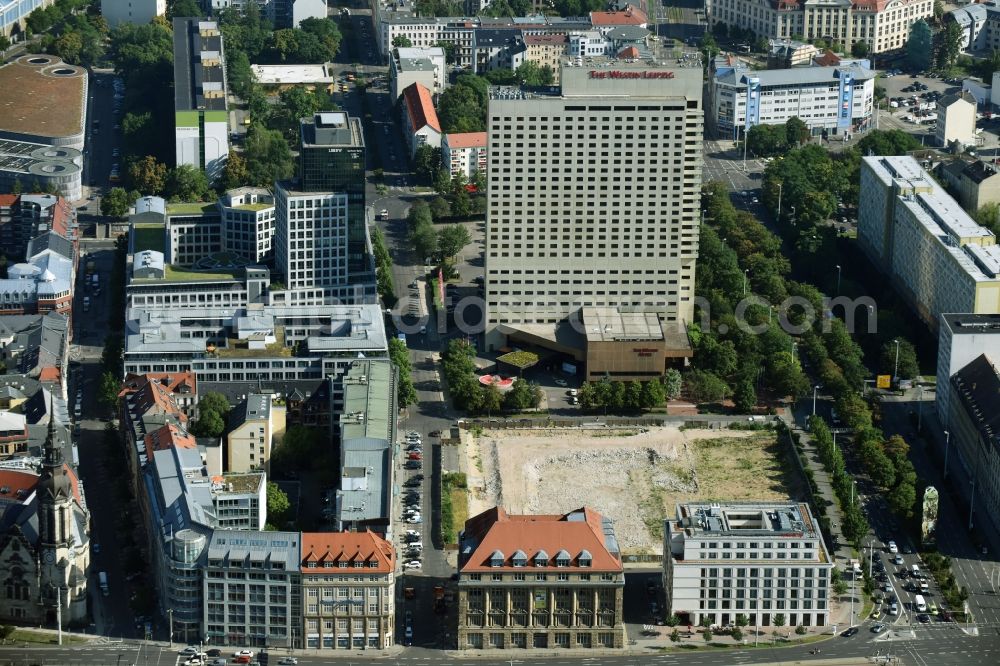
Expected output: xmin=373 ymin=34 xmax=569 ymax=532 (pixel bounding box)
xmin=460 ymin=506 xmax=623 ymax=573
xmin=300 ymin=530 xmax=395 ymax=573
xmin=0 ymin=194 xmax=18 ymax=208
xmin=0 ymin=470 xmax=39 ymax=502
xmin=50 ymin=196 xmax=72 ymax=238
xmin=143 ymin=423 xmax=197 ymax=461
xmin=121 ymin=375 xmax=187 ymax=423
xmin=618 ymin=46 xmax=640 ymax=60
xmin=402 ymin=83 xmax=441 ymax=134
xmin=590 ymin=7 xmax=648 ymax=26
xmin=38 ymin=366 xmax=61 ymax=383
xmin=814 ymin=50 xmax=841 ymax=67
xmin=122 ymin=372 xmax=197 ymax=399
xmin=63 ymin=464 xmax=82 ymax=505
xmin=446 ymin=132 xmax=487 ymax=149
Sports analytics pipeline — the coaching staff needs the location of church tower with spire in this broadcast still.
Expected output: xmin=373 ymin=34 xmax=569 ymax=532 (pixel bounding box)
xmin=36 ymin=400 xmax=75 ymax=624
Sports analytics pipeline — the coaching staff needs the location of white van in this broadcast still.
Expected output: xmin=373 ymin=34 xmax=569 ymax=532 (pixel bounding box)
xmin=914 ymin=594 xmax=927 ymax=612
xmin=911 ymin=564 xmax=921 ymax=577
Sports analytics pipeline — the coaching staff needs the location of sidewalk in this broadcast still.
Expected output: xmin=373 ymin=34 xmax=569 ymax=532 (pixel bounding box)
xmin=780 ymin=411 xmax=859 ymax=630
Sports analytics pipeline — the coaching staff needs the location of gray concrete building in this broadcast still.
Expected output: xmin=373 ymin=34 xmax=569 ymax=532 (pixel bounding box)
xmin=483 ymin=59 xmax=703 ymax=366
xmin=663 ymin=502 xmax=833 ymax=629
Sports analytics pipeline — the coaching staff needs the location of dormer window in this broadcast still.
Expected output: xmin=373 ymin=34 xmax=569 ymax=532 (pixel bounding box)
xmin=555 ymin=549 xmax=570 ymax=567
xmin=489 ymin=549 xmax=505 ymax=567
xmin=307 ymin=562 xmax=317 ymax=568
xmin=579 ymin=549 xmax=592 ymax=568
xmin=534 ymin=549 xmax=548 ymax=567
xmin=353 ymin=561 xmax=363 ymax=568
xmin=338 ymin=561 xmax=347 ymax=568
xmin=323 ymin=561 xmax=333 ymax=568
xmin=512 ymin=549 xmax=527 ymax=567
xmin=368 ymin=560 xmax=379 ymax=568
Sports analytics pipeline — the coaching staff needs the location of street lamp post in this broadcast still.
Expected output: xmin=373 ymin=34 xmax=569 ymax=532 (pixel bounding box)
xmin=969 ymin=476 xmax=977 ymax=531
xmin=835 ymin=264 xmax=842 ymax=294
xmin=943 ymin=430 xmax=951 ymax=479
xmin=917 ymin=385 xmax=924 ymax=432
xmin=168 ymin=609 xmax=173 ymax=649
xmin=893 ymin=339 xmax=901 ymax=384
xmin=777 ymin=181 xmax=783 ymax=218
xmin=743 ymin=269 xmax=749 ymax=296
xmin=812 ymin=385 xmax=820 ymax=416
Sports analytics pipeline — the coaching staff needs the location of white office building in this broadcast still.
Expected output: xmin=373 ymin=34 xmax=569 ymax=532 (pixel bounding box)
xmin=711 ymin=62 xmax=875 ymax=141
xmin=390 ymin=46 xmax=447 ymax=100
xmin=220 ymin=188 xmax=276 ymax=264
xmin=706 ymin=0 xmax=934 ymax=55
xmin=663 ymin=502 xmax=833 ymax=629
xmin=859 ymin=156 xmax=1000 ymax=330
xmin=273 ymin=182 xmax=350 ymax=298
xmin=101 ymin=0 xmax=165 ymax=26
xmin=173 ymin=19 xmax=229 ymax=183
xmin=484 ymin=59 xmax=703 ymax=355
xmin=122 ymin=303 xmax=388 ymax=381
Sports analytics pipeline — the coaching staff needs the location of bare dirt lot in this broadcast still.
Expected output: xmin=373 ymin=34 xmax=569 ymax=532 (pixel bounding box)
xmin=465 ymin=426 xmax=798 ymax=555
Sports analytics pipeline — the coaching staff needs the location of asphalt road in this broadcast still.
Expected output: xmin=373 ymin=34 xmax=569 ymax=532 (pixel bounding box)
xmin=5 ymin=625 xmax=1000 ymax=666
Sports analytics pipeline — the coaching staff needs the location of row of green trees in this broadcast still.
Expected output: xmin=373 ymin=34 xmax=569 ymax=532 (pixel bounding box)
xmin=576 ymin=372 xmax=680 ymax=413
xmin=808 ymin=417 xmax=870 ymax=546
xmin=388 ymin=337 xmax=418 ymax=408
xmin=441 ymin=340 xmax=542 ymax=414
xmin=686 ymin=182 xmax=812 ymax=408
xmin=28 ymin=0 xmax=107 ymax=66
xmin=372 ymin=227 xmax=396 ymax=306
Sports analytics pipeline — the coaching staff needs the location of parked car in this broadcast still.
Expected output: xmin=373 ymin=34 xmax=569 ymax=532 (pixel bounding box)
xmin=180 ymin=647 xmax=199 ymax=656
xmin=887 ymin=540 xmax=898 ymax=554
xmin=233 ymin=650 xmax=254 ymax=659
xmin=206 ymin=650 xmax=222 ymax=657
xmin=404 ymin=560 xmax=421 ymax=569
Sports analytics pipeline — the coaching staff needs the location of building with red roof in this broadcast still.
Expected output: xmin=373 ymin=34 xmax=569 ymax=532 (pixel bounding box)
xmin=300 ymin=530 xmax=396 ymax=650
xmin=442 ymin=132 xmax=487 ymax=181
xmin=457 ymin=506 xmax=625 ymax=650
xmin=590 ymin=6 xmax=648 ymax=31
xmin=401 ymin=82 xmax=442 ymax=158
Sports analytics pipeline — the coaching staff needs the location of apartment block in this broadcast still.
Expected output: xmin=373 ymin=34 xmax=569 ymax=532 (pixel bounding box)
xmin=663 ymin=502 xmax=833 ymax=628
xmin=936 ymin=92 xmax=978 ymax=149
xmin=300 ymin=531 xmax=395 ymax=650
xmin=484 ymin=60 xmax=702 ymax=363
xmin=203 ymin=530 xmax=301 ymax=647
xmin=711 ymin=61 xmax=875 ymax=141
xmin=442 ymin=132 xmax=487 ymax=181
xmin=937 ymin=159 xmax=1000 ymax=214
xmin=227 ymin=393 xmax=286 ymax=473
xmin=390 ymin=47 xmax=447 ymax=100
xmin=401 ymin=83 xmax=441 ymax=158
xmin=457 ymin=506 xmax=625 ymax=650
xmin=936 ymin=314 xmax=1000 ymax=433
xmin=173 ymin=19 xmax=229 ymax=182
xmin=945 ymin=354 xmax=1000 ymax=542
xmin=859 ymin=156 xmax=1000 ymax=330
xmin=706 ymin=0 xmax=934 ymax=54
